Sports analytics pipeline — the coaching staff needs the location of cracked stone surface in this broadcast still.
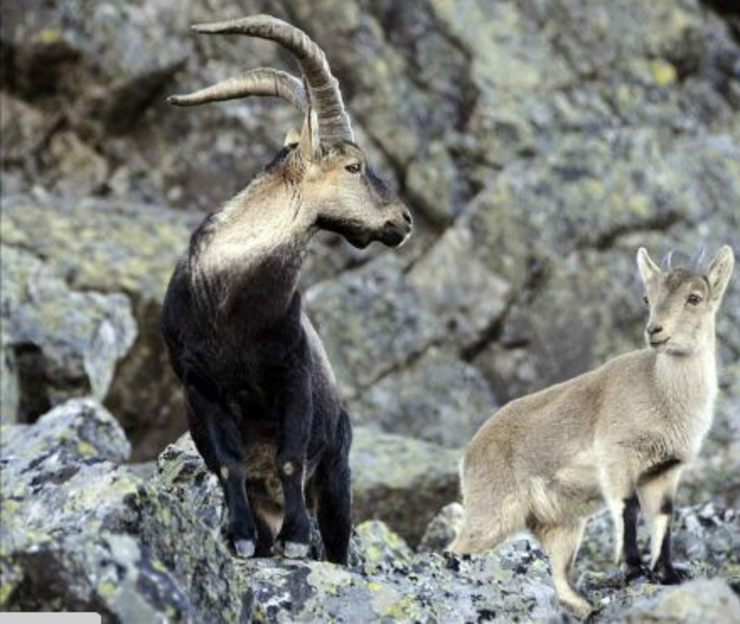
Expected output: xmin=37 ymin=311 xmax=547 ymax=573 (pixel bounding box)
xmin=2 ymin=401 xmax=739 ymax=621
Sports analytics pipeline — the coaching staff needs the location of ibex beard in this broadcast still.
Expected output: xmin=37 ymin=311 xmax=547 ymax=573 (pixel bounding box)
xmin=449 ymin=245 xmax=734 ymax=618
xmin=161 ymin=15 xmax=412 ymax=564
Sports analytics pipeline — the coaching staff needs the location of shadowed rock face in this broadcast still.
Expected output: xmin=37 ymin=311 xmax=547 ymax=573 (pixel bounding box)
xmin=2 ymin=401 xmax=740 ymax=621
xmin=1 ymin=196 xmax=199 ymax=460
xmin=1 ymin=245 xmax=137 ymax=425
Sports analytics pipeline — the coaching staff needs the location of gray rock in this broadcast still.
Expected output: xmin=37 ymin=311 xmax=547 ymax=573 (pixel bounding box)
xmin=406 ymin=224 xmax=511 ymax=349
xmin=1 ymin=246 xmax=136 ymax=424
xmin=1 ymin=194 xmax=197 ymax=459
xmin=350 ymin=426 xmax=461 ymax=545
xmin=352 ymin=347 xmax=497 ymax=447
xmin=0 ymin=398 xmax=250 ymax=621
xmin=419 ymin=502 xmax=466 ymax=553
xmin=306 ymin=256 xmax=440 ymax=394
xmin=1 ymin=0 xmax=188 ymax=135
xmin=4 ymin=399 xmax=740 ymax=622
xmin=617 ymin=578 xmax=740 ymax=623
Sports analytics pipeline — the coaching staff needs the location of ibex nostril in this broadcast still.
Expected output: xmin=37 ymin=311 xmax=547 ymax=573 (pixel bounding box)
xmin=647 ymin=324 xmax=664 ymax=336
xmin=403 ymin=211 xmax=412 ymax=225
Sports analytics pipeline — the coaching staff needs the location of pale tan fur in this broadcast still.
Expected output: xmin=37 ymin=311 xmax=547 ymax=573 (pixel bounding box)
xmin=450 ymin=245 xmax=735 ymax=618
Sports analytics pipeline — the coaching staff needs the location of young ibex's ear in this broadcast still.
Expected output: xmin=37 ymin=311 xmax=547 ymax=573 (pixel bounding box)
xmin=637 ymin=247 xmax=661 ymax=284
xmin=284 ymin=127 xmax=301 ymax=146
xmin=706 ymin=245 xmax=735 ymax=307
xmin=298 ymin=107 xmax=321 ymax=161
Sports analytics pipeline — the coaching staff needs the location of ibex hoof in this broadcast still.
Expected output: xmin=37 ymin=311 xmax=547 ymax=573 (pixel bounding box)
xmin=233 ymin=539 xmax=256 ymax=559
xmin=563 ymin=597 xmax=594 ymax=620
xmin=277 ymin=540 xmax=310 ymax=559
xmin=656 ymin=564 xmax=690 ymax=585
xmin=622 ymin=562 xmax=655 ymax=584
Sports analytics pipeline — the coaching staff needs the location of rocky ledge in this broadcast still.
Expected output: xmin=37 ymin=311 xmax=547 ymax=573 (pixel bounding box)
xmin=2 ymin=398 xmax=739 ymax=622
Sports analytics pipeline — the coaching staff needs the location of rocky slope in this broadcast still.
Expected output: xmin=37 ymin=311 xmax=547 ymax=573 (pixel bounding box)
xmin=2 ymin=399 xmax=739 ymax=622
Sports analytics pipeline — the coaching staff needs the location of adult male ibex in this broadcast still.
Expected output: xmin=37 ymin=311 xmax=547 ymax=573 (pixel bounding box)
xmin=450 ymin=246 xmax=735 ymax=617
xmin=161 ymin=15 xmax=412 ymax=564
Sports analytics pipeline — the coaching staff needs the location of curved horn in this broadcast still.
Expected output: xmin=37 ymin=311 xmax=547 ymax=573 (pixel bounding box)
xmin=168 ymin=68 xmax=307 ymax=111
xmin=193 ymin=15 xmax=354 ymax=143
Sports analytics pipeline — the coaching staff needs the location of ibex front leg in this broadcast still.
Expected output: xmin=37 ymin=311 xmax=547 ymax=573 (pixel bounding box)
xmin=638 ymin=463 xmax=687 ymax=585
xmin=274 ymin=371 xmax=313 ymax=558
xmin=186 ymin=383 xmax=257 ymax=558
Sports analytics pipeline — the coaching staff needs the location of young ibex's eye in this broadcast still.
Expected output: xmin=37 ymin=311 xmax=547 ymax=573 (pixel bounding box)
xmin=642 ymin=294 xmax=649 ymax=306
xmin=345 ymin=163 xmax=362 ymax=174
xmin=687 ymin=294 xmax=702 ymax=306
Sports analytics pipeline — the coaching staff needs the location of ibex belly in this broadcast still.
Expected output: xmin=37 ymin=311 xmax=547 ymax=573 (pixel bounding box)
xmin=242 ymin=441 xmax=321 ymax=508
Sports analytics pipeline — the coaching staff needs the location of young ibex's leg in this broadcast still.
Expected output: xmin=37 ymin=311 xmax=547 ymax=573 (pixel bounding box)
xmin=603 ymin=470 xmax=648 ymax=581
xmin=315 ymin=409 xmax=352 ymax=565
xmin=186 ymin=384 xmax=257 ymax=558
xmin=568 ymin=518 xmax=588 ymax=579
xmin=637 ymin=464 xmax=685 ymax=584
xmin=618 ymin=493 xmax=647 ymax=582
xmin=274 ymin=373 xmax=313 ymax=558
xmin=535 ymin=522 xmax=592 ymax=619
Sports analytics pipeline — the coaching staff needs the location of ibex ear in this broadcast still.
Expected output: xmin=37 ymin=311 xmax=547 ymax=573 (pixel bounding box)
xmin=637 ymin=247 xmax=661 ymax=285
xmin=284 ymin=127 xmax=301 ymax=146
xmin=298 ymin=107 xmax=321 ymax=161
xmin=706 ymin=245 xmax=735 ymax=307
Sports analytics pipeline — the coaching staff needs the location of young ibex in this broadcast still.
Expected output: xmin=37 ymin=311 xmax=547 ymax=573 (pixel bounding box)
xmin=450 ymin=245 xmax=735 ymax=617
xmin=161 ymin=15 xmax=412 ymax=565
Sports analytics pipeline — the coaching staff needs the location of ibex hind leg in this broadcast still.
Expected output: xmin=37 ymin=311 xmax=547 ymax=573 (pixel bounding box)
xmin=449 ymin=458 xmax=525 ymax=554
xmin=534 ymin=522 xmax=593 ymax=619
xmin=315 ymin=409 xmax=353 ymax=565
xmin=186 ymin=384 xmax=257 ymax=558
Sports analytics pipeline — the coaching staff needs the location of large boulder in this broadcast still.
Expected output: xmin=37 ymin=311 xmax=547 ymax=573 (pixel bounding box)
xmin=617 ymin=578 xmax=740 ymax=624
xmin=350 ymin=427 xmax=461 ymax=544
xmin=3 ymin=398 xmax=740 ymax=622
xmin=352 ymin=348 xmax=497 ymax=448
xmin=1 ymin=245 xmax=136 ymax=424
xmin=1 ymin=194 xmax=197 ymax=459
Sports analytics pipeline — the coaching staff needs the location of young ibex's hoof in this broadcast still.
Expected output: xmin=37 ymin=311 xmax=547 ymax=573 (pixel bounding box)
xmin=656 ymin=564 xmax=691 ymax=585
xmin=622 ymin=561 xmax=656 ymax=584
xmin=564 ymin=596 xmax=594 ymax=620
xmin=276 ymin=540 xmax=310 ymax=559
xmin=233 ymin=539 xmax=256 ymax=559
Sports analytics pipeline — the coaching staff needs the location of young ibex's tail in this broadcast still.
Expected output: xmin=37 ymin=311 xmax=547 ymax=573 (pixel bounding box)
xmin=448 ymin=514 xmax=519 ymax=554
xmin=448 ymin=451 xmax=526 ymax=554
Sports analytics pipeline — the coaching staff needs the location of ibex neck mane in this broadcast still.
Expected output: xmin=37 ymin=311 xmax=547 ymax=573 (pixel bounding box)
xmin=189 ymin=161 xmax=314 ymax=323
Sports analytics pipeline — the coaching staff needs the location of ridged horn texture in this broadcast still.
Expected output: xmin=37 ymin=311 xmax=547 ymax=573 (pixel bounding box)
xmin=168 ymin=68 xmax=307 ymax=111
xmin=192 ymin=15 xmax=354 ymax=143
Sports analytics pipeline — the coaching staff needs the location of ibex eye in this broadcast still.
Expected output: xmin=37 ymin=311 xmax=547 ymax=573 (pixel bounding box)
xmin=345 ymin=163 xmax=361 ymax=174
xmin=687 ymin=294 xmax=702 ymax=305
xmin=642 ymin=294 xmax=649 ymax=305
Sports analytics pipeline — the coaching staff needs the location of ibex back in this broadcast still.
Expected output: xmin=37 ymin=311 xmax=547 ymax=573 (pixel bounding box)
xmin=161 ymin=15 xmax=412 ymax=564
xmin=450 ymin=245 xmax=734 ymax=617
